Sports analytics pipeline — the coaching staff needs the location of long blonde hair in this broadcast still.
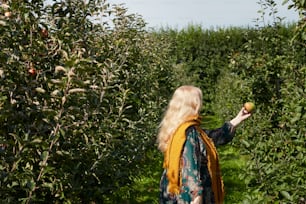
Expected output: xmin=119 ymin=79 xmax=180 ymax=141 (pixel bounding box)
xmin=157 ymin=85 xmax=203 ymax=152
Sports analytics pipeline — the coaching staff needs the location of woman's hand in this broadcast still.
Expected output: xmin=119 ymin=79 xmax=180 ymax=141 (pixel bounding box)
xmin=230 ymin=107 xmax=252 ymax=128
xmin=191 ymin=195 xmax=202 ymax=204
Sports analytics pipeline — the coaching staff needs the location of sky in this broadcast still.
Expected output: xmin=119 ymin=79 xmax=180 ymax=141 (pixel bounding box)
xmin=107 ymin=0 xmax=300 ymax=29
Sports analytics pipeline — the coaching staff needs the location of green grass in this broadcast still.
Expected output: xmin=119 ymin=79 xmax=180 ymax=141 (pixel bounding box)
xmin=219 ymin=146 xmax=249 ymax=204
xmin=111 ymin=151 xmax=162 ymax=204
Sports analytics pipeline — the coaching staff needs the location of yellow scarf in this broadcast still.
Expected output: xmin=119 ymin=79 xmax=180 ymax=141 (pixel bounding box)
xmin=163 ymin=115 xmax=224 ymax=203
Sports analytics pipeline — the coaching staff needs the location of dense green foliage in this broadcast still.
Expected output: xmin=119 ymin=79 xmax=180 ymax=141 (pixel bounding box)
xmin=227 ymin=25 xmax=305 ymax=204
xmin=0 ymin=0 xmax=174 ymax=203
xmin=164 ymin=26 xmax=248 ymax=114
xmin=0 ymin=0 xmax=305 ymax=203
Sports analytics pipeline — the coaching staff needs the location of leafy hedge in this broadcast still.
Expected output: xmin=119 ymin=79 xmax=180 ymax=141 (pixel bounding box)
xmin=0 ymin=0 xmax=174 ymax=203
xmin=226 ymin=24 xmax=306 ymax=203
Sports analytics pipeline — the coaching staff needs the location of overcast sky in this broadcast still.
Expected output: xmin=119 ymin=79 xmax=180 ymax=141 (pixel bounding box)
xmin=107 ymin=0 xmax=299 ymax=29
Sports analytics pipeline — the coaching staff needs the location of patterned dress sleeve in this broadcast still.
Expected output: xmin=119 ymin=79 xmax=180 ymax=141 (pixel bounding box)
xmin=178 ymin=126 xmax=203 ymax=203
xmin=204 ymin=122 xmax=236 ymax=146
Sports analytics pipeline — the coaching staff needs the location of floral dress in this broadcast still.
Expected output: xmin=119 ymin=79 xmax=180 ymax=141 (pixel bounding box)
xmin=159 ymin=122 xmax=235 ymax=204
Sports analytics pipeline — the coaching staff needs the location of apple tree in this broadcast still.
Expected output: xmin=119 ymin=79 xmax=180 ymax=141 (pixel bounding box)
xmin=0 ymin=0 xmax=174 ymax=203
xmin=220 ymin=1 xmax=306 ymax=202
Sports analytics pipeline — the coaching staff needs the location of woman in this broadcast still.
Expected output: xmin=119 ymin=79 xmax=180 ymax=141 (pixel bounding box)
xmin=157 ymin=85 xmax=251 ymax=204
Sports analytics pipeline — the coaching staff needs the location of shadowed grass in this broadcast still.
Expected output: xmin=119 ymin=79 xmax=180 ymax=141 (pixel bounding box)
xmin=219 ymin=146 xmax=248 ymax=204
xmin=111 ymin=150 xmax=162 ymax=203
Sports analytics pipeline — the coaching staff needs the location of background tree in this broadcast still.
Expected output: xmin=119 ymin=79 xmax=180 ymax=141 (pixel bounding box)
xmin=284 ymin=0 xmax=306 ymax=42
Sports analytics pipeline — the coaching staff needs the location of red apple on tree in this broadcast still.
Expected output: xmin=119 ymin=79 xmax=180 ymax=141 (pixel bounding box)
xmin=28 ymin=66 xmax=36 ymax=76
xmin=40 ymin=28 xmax=48 ymax=38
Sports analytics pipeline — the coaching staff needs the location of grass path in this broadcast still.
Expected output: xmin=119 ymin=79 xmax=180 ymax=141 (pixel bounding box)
xmin=219 ymin=146 xmax=248 ymax=204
